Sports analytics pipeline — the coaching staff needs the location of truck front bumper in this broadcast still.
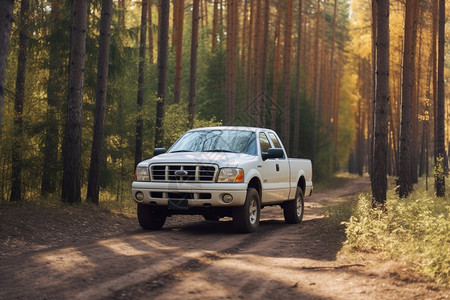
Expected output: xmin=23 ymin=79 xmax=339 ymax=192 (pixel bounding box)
xmin=132 ymin=181 xmax=248 ymax=207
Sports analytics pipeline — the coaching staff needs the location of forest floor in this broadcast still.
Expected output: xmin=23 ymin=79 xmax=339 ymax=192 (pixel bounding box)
xmin=0 ymin=177 xmax=449 ymax=299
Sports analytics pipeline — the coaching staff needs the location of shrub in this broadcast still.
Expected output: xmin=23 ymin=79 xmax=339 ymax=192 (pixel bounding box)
xmin=343 ymin=182 xmax=450 ymax=284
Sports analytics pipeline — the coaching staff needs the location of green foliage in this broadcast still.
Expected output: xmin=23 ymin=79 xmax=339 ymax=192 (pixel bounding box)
xmin=197 ymin=45 xmax=226 ymax=122
xmin=343 ymin=181 xmax=450 ymax=283
xmin=163 ymin=103 xmax=221 ymax=148
xmin=434 ymin=155 xmax=446 ymax=197
xmin=0 ymin=0 xmax=355 ymax=203
xmin=323 ymin=198 xmax=357 ymax=232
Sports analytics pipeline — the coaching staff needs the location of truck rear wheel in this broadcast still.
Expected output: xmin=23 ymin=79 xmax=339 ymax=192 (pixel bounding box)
xmin=137 ymin=204 xmax=166 ymax=230
xmin=233 ymin=188 xmax=261 ymax=233
xmin=283 ymin=187 xmax=304 ymax=224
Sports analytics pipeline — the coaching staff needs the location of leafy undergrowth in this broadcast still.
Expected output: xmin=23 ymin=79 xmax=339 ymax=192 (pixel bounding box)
xmin=98 ymin=191 xmax=137 ymax=217
xmin=341 ymin=180 xmax=450 ymax=284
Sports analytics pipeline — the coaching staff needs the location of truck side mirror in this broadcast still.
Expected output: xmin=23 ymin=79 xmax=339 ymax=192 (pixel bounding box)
xmin=262 ymin=148 xmax=284 ymax=161
xmin=153 ymin=148 xmax=166 ymax=156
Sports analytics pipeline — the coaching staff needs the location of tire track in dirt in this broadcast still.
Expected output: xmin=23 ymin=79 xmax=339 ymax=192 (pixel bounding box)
xmin=2 ymin=177 xmax=449 ymax=299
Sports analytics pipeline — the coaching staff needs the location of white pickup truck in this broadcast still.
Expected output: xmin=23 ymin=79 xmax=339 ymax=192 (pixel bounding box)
xmin=132 ymin=126 xmax=313 ymax=233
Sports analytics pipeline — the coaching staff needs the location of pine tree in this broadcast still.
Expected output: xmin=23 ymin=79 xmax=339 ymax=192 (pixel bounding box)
xmin=61 ymin=0 xmax=88 ymax=204
xmin=86 ymin=0 xmax=113 ymax=204
xmin=0 ymin=0 xmax=14 ymax=134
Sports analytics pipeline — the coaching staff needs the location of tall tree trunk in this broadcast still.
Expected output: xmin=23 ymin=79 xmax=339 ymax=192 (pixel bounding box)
xmin=370 ymin=0 xmax=377 ymax=181
xmin=260 ymin=0 xmax=269 ymax=126
xmin=154 ymin=0 xmax=169 ymax=147
xmin=328 ymin=0 xmax=337 ymax=140
xmin=212 ymin=0 xmax=218 ymax=50
xmin=397 ymin=0 xmax=419 ymax=198
xmin=148 ymin=0 xmax=154 ymax=64
xmin=10 ymin=0 xmax=30 ymax=202
xmin=292 ymin=0 xmax=303 ymax=157
xmin=241 ymin=0 xmax=248 ymax=69
xmin=135 ymin=0 xmax=147 ymax=168
xmin=86 ymin=0 xmax=113 ymax=204
xmin=371 ymin=0 xmax=389 ymax=206
xmin=173 ymin=0 xmax=184 ymax=104
xmin=245 ymin=0 xmax=255 ymax=110
xmin=41 ymin=0 xmax=67 ymax=196
xmin=118 ymin=0 xmax=125 ymax=27
xmin=61 ymin=0 xmax=88 ymax=204
xmin=271 ymin=2 xmax=282 ymax=129
xmin=188 ymin=0 xmax=199 ymax=128
xmin=312 ymin=0 xmax=321 ymax=159
xmin=411 ymin=24 xmax=421 ymax=185
xmin=0 ymin=0 xmax=14 ymax=134
xmin=252 ymin=0 xmax=262 ymax=126
xmin=225 ymin=0 xmax=238 ymax=124
xmin=281 ymin=0 xmax=293 ymax=152
xmin=435 ymin=0 xmax=446 ymax=197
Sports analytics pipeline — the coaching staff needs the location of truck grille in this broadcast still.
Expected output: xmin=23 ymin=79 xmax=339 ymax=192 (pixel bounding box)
xmin=150 ymin=164 xmax=218 ymax=182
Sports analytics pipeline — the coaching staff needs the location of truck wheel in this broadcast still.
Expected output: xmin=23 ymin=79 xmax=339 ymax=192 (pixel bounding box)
xmin=283 ymin=187 xmax=304 ymax=224
xmin=137 ymin=204 xmax=166 ymax=230
xmin=233 ymin=188 xmax=261 ymax=233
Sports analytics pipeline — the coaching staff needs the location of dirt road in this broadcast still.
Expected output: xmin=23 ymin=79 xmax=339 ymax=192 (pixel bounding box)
xmin=1 ymin=177 xmax=448 ymax=299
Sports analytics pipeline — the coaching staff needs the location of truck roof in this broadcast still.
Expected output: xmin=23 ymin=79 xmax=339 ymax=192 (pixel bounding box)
xmin=188 ymin=126 xmax=274 ymax=132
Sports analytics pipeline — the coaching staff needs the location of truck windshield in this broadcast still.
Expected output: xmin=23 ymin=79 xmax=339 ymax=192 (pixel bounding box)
xmin=169 ymin=130 xmax=257 ymax=155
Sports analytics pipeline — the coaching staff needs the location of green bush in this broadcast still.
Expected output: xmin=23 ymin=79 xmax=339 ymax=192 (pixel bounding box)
xmin=343 ymin=182 xmax=450 ymax=284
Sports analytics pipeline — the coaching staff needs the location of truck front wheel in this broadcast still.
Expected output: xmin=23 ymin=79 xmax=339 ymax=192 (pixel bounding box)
xmin=233 ymin=188 xmax=261 ymax=233
xmin=283 ymin=186 xmax=304 ymax=224
xmin=137 ymin=204 xmax=166 ymax=230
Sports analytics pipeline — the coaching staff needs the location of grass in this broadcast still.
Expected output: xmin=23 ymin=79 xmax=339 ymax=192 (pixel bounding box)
xmin=337 ymin=178 xmax=450 ymax=284
xmin=314 ymin=172 xmax=362 ymax=191
xmin=98 ymin=190 xmax=136 ymax=217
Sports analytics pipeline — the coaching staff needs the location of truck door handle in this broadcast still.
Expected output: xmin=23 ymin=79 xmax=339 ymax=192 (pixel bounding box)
xmin=276 ymin=164 xmax=280 ymax=172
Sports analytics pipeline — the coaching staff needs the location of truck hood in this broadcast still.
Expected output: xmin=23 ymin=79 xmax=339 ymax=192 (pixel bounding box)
xmin=140 ymin=152 xmax=256 ymax=168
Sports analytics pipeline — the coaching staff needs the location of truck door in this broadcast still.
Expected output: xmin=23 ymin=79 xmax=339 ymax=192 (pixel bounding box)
xmin=258 ymin=132 xmax=290 ymax=203
xmin=267 ymin=132 xmax=290 ymax=200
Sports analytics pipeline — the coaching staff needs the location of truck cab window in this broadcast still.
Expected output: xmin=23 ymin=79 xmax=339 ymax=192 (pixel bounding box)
xmin=259 ymin=133 xmax=271 ymax=153
xmin=268 ymin=133 xmax=282 ymax=148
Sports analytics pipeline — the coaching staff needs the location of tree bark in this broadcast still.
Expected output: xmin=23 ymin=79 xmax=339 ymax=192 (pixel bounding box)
xmin=371 ymin=0 xmax=389 ymax=206
xmin=173 ymin=0 xmax=184 ymax=104
xmin=260 ymin=0 xmax=269 ymax=126
xmin=188 ymin=0 xmax=199 ymax=128
xmin=397 ymin=0 xmax=419 ymax=198
xmin=10 ymin=0 xmax=30 ymax=202
xmin=212 ymin=0 xmax=218 ymax=50
xmin=251 ymin=0 xmax=262 ymax=126
xmin=62 ymin=0 xmax=88 ymax=204
xmin=292 ymin=0 xmax=303 ymax=157
xmin=225 ymin=0 xmax=238 ymax=124
xmin=154 ymin=0 xmax=169 ymax=147
xmin=0 ymin=0 xmax=14 ymax=135
xmin=435 ymin=0 xmax=446 ymax=197
xmin=135 ymin=0 xmax=147 ymax=168
xmin=86 ymin=0 xmax=113 ymax=204
xmin=271 ymin=2 xmax=282 ymax=129
xmin=41 ymin=0 xmax=67 ymax=196
xmin=148 ymin=0 xmax=154 ymax=65
xmin=281 ymin=0 xmax=293 ymax=152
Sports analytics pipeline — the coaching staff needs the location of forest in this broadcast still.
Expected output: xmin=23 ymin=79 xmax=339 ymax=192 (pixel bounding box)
xmin=0 ymin=0 xmax=448 ymax=204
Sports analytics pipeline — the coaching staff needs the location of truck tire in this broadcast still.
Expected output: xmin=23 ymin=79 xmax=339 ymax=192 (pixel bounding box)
xmin=137 ymin=204 xmax=166 ymax=230
xmin=283 ymin=186 xmax=304 ymax=224
xmin=232 ymin=188 xmax=261 ymax=233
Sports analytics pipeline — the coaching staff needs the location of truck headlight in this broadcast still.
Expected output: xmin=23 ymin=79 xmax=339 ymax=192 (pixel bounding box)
xmin=217 ymin=168 xmax=244 ymax=183
xmin=134 ymin=166 xmax=150 ymax=181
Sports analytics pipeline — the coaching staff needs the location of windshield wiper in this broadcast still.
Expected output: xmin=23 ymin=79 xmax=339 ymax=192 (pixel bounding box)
xmin=203 ymin=149 xmax=236 ymax=153
xmin=170 ymin=150 xmax=193 ymax=153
